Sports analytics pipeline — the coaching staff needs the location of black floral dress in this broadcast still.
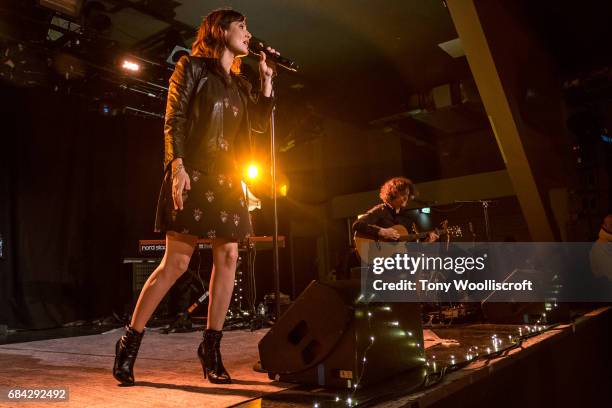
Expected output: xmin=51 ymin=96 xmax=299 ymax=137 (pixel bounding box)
xmin=155 ymin=71 xmax=253 ymax=241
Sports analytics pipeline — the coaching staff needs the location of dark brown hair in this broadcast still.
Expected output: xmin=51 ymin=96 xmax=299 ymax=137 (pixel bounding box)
xmin=191 ymin=8 xmax=245 ymax=75
xmin=379 ymin=177 xmax=415 ymax=203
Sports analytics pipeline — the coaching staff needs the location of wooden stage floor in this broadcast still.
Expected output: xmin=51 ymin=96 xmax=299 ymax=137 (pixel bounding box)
xmin=0 ymin=328 xmax=290 ymax=407
xmin=1 ymin=308 xmax=610 ymax=407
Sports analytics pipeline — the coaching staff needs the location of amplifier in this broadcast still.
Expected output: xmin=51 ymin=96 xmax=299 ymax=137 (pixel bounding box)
xmin=123 ymin=258 xmax=168 ymax=316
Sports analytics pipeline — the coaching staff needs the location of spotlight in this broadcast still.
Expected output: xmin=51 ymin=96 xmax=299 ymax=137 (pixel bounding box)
xmin=279 ymin=184 xmax=288 ymax=197
xmin=246 ymin=164 xmax=259 ymax=180
xmin=275 ymin=172 xmax=289 ymax=197
xmin=122 ymin=60 xmax=140 ymax=72
xmin=420 ymin=207 xmax=431 ymax=214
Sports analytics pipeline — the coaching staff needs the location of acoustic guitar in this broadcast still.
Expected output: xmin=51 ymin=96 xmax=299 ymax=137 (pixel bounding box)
xmin=354 ymin=223 xmax=462 ymax=262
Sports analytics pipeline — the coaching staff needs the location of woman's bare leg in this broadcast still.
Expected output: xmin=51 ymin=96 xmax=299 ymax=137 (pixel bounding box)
xmin=207 ymin=239 xmax=239 ymax=330
xmin=130 ymin=231 xmax=198 ymax=332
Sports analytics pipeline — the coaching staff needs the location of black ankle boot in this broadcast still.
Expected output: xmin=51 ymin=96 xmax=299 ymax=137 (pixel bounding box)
xmin=197 ymin=329 xmax=231 ymax=384
xmin=113 ymin=325 xmax=144 ymax=385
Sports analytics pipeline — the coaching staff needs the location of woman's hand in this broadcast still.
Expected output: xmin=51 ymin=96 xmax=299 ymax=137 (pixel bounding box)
xmin=259 ymin=45 xmax=279 ymax=97
xmin=171 ymin=160 xmax=190 ymax=210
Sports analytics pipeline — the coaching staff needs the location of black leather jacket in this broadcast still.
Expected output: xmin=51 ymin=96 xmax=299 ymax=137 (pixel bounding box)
xmin=163 ymin=55 xmax=274 ymax=172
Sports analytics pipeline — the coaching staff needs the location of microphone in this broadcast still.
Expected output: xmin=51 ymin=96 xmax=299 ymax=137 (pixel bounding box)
xmin=248 ymin=37 xmax=299 ymax=72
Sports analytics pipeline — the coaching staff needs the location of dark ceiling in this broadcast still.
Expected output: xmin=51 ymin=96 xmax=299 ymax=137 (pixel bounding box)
xmin=170 ymin=0 xmax=469 ymax=122
xmin=517 ymin=0 xmax=612 ymax=74
xmin=0 ymin=0 xmax=610 ymax=125
xmin=0 ymin=0 xmax=470 ymax=124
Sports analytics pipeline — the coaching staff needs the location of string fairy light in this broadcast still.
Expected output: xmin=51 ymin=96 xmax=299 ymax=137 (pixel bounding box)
xmin=314 ymin=312 xmax=552 ymax=407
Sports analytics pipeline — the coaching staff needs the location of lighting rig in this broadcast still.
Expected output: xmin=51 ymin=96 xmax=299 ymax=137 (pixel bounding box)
xmin=0 ymin=0 xmax=190 ymax=119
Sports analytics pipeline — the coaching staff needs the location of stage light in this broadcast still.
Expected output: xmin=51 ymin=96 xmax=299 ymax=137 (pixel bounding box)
xmin=247 ymin=164 xmax=259 ymax=180
xmin=420 ymin=207 xmax=431 ymax=214
xmin=122 ymin=60 xmax=140 ymax=72
xmin=279 ymin=184 xmax=288 ymax=197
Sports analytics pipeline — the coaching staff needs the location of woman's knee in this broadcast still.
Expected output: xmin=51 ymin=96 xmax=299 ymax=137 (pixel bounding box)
xmin=160 ymin=255 xmax=190 ymax=281
xmin=224 ymin=247 xmax=239 ymax=265
xmin=216 ymin=245 xmax=238 ymax=267
xmin=159 ymin=232 xmax=196 ymax=282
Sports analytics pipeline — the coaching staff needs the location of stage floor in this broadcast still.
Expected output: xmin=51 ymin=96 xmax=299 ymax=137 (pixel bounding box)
xmin=1 ymin=308 xmax=610 ymax=407
xmin=0 ymin=328 xmax=291 ymax=407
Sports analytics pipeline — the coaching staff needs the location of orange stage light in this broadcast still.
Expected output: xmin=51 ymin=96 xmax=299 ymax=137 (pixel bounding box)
xmin=279 ymin=184 xmax=288 ymax=197
xmin=246 ymin=164 xmax=259 ymax=180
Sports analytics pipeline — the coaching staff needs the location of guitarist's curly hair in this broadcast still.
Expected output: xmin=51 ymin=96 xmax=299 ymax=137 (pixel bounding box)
xmin=380 ymin=177 xmax=415 ymax=204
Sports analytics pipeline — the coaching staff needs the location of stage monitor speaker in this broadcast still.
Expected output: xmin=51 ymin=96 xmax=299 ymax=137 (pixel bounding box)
xmin=258 ymin=280 xmax=424 ymax=389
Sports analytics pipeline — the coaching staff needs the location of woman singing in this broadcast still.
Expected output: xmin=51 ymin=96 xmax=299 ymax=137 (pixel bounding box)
xmin=113 ymin=8 xmax=277 ymax=385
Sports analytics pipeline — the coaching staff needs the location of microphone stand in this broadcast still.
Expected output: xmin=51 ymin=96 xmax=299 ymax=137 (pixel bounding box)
xmin=249 ymin=47 xmax=296 ymax=322
xmin=270 ymin=91 xmax=281 ymax=321
xmin=455 ymin=200 xmax=493 ymax=241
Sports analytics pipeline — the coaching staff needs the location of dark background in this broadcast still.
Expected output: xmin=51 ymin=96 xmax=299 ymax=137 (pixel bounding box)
xmin=0 ymin=85 xmax=166 ymax=327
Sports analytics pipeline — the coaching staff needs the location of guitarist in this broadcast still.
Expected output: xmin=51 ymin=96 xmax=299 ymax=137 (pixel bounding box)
xmin=352 ymin=177 xmax=439 ymax=242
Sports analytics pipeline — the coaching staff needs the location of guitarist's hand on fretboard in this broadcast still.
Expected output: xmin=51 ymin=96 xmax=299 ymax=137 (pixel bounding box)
xmin=425 ymin=231 xmax=440 ymax=242
xmin=354 ymin=223 xmax=462 ymax=260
